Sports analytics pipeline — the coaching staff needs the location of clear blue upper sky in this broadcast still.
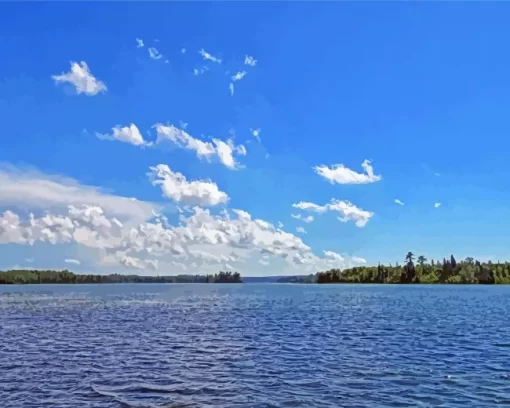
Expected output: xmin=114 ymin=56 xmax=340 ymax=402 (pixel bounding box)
xmin=1 ymin=3 xmax=510 ymax=275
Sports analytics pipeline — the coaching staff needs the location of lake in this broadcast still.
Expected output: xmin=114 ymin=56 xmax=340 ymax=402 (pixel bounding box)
xmin=1 ymin=284 xmax=510 ymax=407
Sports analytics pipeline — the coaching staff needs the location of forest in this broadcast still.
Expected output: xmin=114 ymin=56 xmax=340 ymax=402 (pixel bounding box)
xmin=0 ymin=269 xmax=242 ymax=284
xmin=315 ymin=252 xmax=508 ymax=284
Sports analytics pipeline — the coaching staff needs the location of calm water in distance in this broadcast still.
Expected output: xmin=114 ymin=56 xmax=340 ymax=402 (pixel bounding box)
xmin=1 ymin=283 xmax=510 ymax=408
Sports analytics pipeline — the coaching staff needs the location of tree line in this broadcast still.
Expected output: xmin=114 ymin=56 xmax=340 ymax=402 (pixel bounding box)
xmin=315 ymin=252 xmax=508 ymax=284
xmin=0 ymin=269 xmax=242 ymax=284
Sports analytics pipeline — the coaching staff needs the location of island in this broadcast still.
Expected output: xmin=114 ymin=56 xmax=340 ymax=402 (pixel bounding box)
xmin=315 ymin=252 xmax=509 ymax=284
xmin=0 ymin=269 xmax=242 ymax=284
xmin=275 ymin=253 xmax=510 ymax=284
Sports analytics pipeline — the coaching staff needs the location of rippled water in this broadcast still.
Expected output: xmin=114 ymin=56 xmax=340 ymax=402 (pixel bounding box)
xmin=2 ymin=284 xmax=510 ymax=407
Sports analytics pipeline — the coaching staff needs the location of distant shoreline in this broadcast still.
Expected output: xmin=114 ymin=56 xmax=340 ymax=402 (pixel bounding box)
xmin=0 ymin=269 xmax=242 ymax=285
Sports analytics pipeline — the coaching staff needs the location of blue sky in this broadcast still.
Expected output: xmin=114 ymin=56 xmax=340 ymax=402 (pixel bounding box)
xmin=1 ymin=3 xmax=510 ymax=275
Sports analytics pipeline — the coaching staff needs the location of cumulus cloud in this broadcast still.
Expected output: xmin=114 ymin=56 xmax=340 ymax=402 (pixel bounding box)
xmin=0 ymin=196 xmax=366 ymax=274
xmin=291 ymin=213 xmax=314 ymax=223
xmin=154 ymin=124 xmax=246 ymax=170
xmin=434 ymin=202 xmax=441 ymax=208
xmin=394 ymin=199 xmax=405 ymax=206
xmin=314 ymin=159 xmax=381 ymax=185
xmin=96 ymin=123 xmax=150 ymax=147
xmin=292 ymin=199 xmax=373 ymax=227
xmin=0 ymin=166 xmax=159 ymax=224
xmin=136 ymin=38 xmax=144 ymax=48
xmin=0 ymin=166 xmax=367 ymax=274
xmin=0 ymin=205 xmax=121 ymax=247
xmin=229 ymin=83 xmax=235 ymax=96
xmin=148 ymin=164 xmax=229 ymax=207
xmin=244 ymin=55 xmax=257 ymax=67
xmin=199 ymin=49 xmax=222 ymax=64
xmin=148 ymin=47 xmax=162 ymax=60
xmin=323 ymin=250 xmax=344 ymax=262
xmin=52 ymin=61 xmax=106 ymax=96
xmin=0 ymin=204 xmax=309 ymax=271
xmin=64 ymin=258 xmax=80 ymax=265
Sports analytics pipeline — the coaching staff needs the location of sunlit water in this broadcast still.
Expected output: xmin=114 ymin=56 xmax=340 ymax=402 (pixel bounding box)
xmin=1 ymin=284 xmax=510 ymax=407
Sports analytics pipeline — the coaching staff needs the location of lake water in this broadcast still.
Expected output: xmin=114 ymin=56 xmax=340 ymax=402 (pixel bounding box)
xmin=1 ymin=284 xmax=510 ymax=408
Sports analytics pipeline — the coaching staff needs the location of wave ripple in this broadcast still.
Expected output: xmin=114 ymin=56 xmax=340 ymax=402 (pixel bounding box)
xmin=1 ymin=284 xmax=510 ymax=407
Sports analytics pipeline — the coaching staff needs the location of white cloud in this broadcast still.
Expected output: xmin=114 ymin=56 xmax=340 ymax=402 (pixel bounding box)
xmin=199 ymin=48 xmax=222 ymax=64
xmin=250 ymin=128 xmax=261 ymax=142
xmin=292 ymin=201 xmax=328 ymax=213
xmin=231 ymin=71 xmax=247 ymax=82
xmin=292 ymin=199 xmax=373 ymax=228
xmin=235 ymin=144 xmax=247 ymax=156
xmin=328 ymin=200 xmax=374 ymax=227
xmin=154 ymin=124 xmax=246 ymax=170
xmin=136 ymin=38 xmax=144 ymax=48
xmin=96 ymin=123 xmax=149 ymax=147
xmin=148 ymin=164 xmax=229 ymax=207
xmin=323 ymin=250 xmax=344 ymax=262
xmin=0 ymin=165 xmax=159 ymax=225
xmin=244 ymin=55 xmax=257 ymax=67
xmin=229 ymin=83 xmax=234 ymax=96
xmin=291 ymin=213 xmax=314 ymax=223
xmin=52 ymin=61 xmax=107 ymax=96
xmin=148 ymin=47 xmax=162 ymax=60
xmin=352 ymin=256 xmax=367 ymax=264
xmin=193 ymin=67 xmax=208 ymax=76
xmin=394 ymin=199 xmax=405 ymax=206
xmin=0 ymin=205 xmax=307 ymax=271
xmin=100 ymin=251 xmax=158 ymax=271
xmin=0 ymin=166 xmax=368 ymax=275
xmin=64 ymin=258 xmax=80 ymax=265
xmin=0 ymin=195 xmax=366 ymax=275
xmin=296 ymin=226 xmax=306 ymax=234
xmin=434 ymin=202 xmax=441 ymax=208
xmin=314 ymin=159 xmax=381 ymax=185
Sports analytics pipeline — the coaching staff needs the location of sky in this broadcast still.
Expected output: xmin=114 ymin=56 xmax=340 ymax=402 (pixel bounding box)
xmin=1 ymin=3 xmax=510 ymax=276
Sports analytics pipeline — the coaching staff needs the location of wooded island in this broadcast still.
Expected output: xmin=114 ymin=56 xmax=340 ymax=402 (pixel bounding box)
xmin=281 ymin=252 xmax=509 ymax=284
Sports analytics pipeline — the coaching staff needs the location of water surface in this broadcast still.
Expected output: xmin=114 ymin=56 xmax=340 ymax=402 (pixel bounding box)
xmin=1 ymin=284 xmax=510 ymax=407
